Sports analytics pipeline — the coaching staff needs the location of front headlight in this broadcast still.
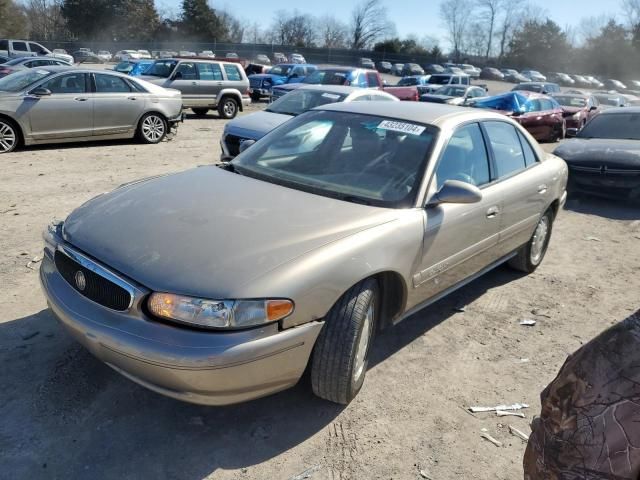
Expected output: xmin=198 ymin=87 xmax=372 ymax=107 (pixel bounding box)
xmin=147 ymin=293 xmax=294 ymax=329
xmin=572 ymin=113 xmax=581 ymax=119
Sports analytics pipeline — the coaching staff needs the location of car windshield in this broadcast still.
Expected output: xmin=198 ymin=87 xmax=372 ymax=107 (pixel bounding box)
xmin=594 ymin=95 xmax=621 ymax=106
xmin=265 ymin=89 xmax=348 ymax=116
xmin=578 ymin=113 xmax=640 ymax=140
xmin=554 ymin=96 xmax=586 ymax=107
xmin=0 ymin=68 xmax=52 ymax=92
xmin=145 ymin=59 xmax=177 ymax=77
xmin=428 ymin=76 xmax=452 ymax=85
xmin=232 ymin=110 xmax=437 ymax=206
xmin=436 ymin=86 xmax=467 ymax=96
xmin=4 ymin=58 xmax=27 ymax=66
xmin=269 ymin=65 xmax=292 ymax=76
xmin=302 ymin=70 xmax=349 ymax=85
xmin=130 ymin=62 xmax=153 ymax=75
xmin=397 ymin=77 xmax=418 ymax=86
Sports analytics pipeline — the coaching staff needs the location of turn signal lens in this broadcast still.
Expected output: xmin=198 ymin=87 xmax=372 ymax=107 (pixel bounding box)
xmin=266 ymin=300 xmax=294 ymax=321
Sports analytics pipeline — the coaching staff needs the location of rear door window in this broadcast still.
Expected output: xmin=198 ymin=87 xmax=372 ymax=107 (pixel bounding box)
xmin=483 ymin=121 xmax=527 ymax=178
xmin=197 ymin=62 xmax=223 ymax=80
xmin=517 ymin=131 xmax=538 ymax=166
xmin=12 ymin=41 xmax=28 ymax=52
xmin=223 ymin=64 xmax=242 ymax=81
xmin=95 ymin=74 xmax=132 ymax=93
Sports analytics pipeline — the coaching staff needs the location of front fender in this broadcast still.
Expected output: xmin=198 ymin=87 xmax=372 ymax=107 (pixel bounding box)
xmin=235 ymin=209 xmax=426 ymax=329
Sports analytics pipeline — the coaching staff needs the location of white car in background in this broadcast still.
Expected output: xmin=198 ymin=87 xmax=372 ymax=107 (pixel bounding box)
xmin=97 ymin=50 xmax=112 ymax=62
xmin=199 ymin=50 xmax=215 ymax=58
xmin=114 ymin=50 xmax=141 ymax=61
xmin=137 ymin=50 xmax=152 ymax=59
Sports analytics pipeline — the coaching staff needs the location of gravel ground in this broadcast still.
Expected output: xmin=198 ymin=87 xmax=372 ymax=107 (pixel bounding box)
xmin=1 ymin=79 xmax=639 ymax=480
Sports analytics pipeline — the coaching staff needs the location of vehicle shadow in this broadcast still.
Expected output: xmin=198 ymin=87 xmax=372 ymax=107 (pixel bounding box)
xmin=1 ymin=265 xmax=522 ymax=479
xmin=564 ymin=194 xmax=640 ymax=220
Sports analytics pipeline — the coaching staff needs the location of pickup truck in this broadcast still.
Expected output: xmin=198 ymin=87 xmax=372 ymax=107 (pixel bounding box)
xmin=248 ymin=63 xmax=316 ymax=100
xmin=383 ymin=75 xmax=431 ymax=101
xmin=421 ymin=73 xmax=472 ymax=94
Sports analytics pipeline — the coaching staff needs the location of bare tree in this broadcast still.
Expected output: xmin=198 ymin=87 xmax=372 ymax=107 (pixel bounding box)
xmin=22 ymin=0 xmax=67 ymax=40
xmin=270 ymin=10 xmax=316 ymax=46
xmin=496 ymin=0 xmax=537 ymax=59
xmin=439 ymin=0 xmax=474 ymax=60
xmin=464 ymin=20 xmax=489 ymax=57
xmin=350 ymin=0 xmax=393 ymax=49
xmin=317 ymin=15 xmax=347 ymax=48
xmin=218 ymin=10 xmax=244 ymax=43
xmin=476 ymin=0 xmax=501 ymax=58
xmin=622 ymin=0 xmax=640 ymax=28
xmin=577 ymin=15 xmax=613 ymax=44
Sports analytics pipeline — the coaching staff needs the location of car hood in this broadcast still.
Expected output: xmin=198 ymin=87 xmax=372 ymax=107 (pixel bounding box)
xmin=225 ymin=110 xmax=292 ymax=139
xmin=421 ymin=94 xmax=454 ymax=103
xmin=62 ymin=166 xmax=398 ymax=298
xmin=274 ymin=82 xmax=305 ymax=92
xmin=554 ymin=138 xmax=640 ymax=168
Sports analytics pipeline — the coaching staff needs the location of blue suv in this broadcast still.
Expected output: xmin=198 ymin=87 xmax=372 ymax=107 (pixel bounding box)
xmin=248 ymin=63 xmax=316 ymax=100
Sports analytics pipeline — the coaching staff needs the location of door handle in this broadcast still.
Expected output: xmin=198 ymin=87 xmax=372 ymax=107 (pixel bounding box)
xmin=127 ymin=96 xmax=137 ymax=100
xmin=216 ymin=82 xmax=223 ymax=86
xmin=486 ymin=206 xmax=500 ymax=218
xmin=74 ymin=97 xmax=88 ymax=102
xmin=537 ymin=184 xmax=548 ymax=194
xmin=191 ymin=81 xmax=197 ymax=85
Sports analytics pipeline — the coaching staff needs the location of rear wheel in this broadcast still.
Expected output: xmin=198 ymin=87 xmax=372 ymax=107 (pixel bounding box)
xmin=218 ymin=97 xmax=239 ymax=119
xmin=191 ymin=108 xmax=209 ymax=116
xmin=310 ymin=278 xmax=379 ymax=404
xmin=0 ymin=118 xmax=19 ymax=153
xmin=508 ymin=210 xmax=554 ymax=273
xmin=138 ymin=113 xmax=167 ymax=144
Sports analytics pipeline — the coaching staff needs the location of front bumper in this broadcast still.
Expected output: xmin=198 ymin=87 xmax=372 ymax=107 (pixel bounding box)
xmin=39 ymin=247 xmax=323 ymax=405
xmin=248 ymin=87 xmax=272 ymax=97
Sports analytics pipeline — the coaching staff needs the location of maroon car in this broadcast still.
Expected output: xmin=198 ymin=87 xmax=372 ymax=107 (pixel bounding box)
xmin=551 ymin=93 xmax=600 ymax=136
xmin=472 ymin=91 xmax=566 ymax=142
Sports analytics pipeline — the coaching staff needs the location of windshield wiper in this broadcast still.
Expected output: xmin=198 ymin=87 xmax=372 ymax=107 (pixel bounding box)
xmin=339 ymin=195 xmax=372 ymax=206
xmin=269 ymin=110 xmax=297 ymax=116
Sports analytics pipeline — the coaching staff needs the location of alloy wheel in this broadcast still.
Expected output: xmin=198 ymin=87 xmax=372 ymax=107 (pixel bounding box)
xmin=141 ymin=115 xmax=165 ymax=143
xmin=530 ymin=216 xmax=550 ymax=265
xmin=0 ymin=121 xmax=17 ymax=153
xmin=223 ymin=100 xmax=237 ymax=118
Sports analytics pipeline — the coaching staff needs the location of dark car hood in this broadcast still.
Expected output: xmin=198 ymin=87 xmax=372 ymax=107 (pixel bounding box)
xmin=62 ymin=166 xmax=397 ymax=298
xmin=421 ymin=94 xmax=454 ymax=103
xmin=224 ymin=110 xmax=292 ymax=140
xmin=554 ymin=138 xmax=640 ymax=168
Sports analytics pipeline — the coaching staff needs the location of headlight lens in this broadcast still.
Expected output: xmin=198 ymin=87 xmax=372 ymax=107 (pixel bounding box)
xmin=147 ymin=293 xmax=293 ymax=329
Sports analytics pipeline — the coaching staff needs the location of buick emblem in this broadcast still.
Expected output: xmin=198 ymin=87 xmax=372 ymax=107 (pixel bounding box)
xmin=74 ymin=271 xmax=86 ymax=291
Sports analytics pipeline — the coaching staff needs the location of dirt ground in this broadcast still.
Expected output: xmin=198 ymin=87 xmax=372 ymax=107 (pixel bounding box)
xmin=1 ymin=83 xmax=639 ymax=480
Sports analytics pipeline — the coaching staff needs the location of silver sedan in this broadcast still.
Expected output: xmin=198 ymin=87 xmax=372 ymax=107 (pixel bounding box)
xmin=40 ymin=102 xmax=568 ymax=405
xmin=0 ymin=66 xmax=183 ymax=153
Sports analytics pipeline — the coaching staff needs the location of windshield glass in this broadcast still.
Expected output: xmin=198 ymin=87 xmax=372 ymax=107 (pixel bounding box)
xmin=302 ymin=70 xmax=350 ymax=85
xmin=130 ymin=61 xmax=153 ymax=76
xmin=266 ymin=89 xmax=347 ymax=116
xmin=578 ymin=113 xmax=640 ymax=139
xmin=0 ymin=69 xmax=52 ymax=92
xmin=145 ymin=59 xmax=177 ymax=77
xmin=269 ymin=65 xmax=292 ymax=76
xmin=232 ymin=110 xmax=437 ymax=206
xmin=5 ymin=58 xmax=26 ymax=66
xmin=554 ymin=95 xmax=586 ymax=107
xmin=594 ymin=95 xmax=622 ymax=106
xmin=436 ymin=86 xmax=467 ymax=96
xmin=428 ymin=76 xmax=452 ymax=85
xmin=397 ymin=77 xmax=418 ymax=86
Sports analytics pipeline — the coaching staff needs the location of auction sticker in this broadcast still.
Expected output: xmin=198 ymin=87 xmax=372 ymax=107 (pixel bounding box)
xmin=378 ymin=120 xmax=426 ymax=135
xmin=322 ymin=93 xmax=341 ymax=100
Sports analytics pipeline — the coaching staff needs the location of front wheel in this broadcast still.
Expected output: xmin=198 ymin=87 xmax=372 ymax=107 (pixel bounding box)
xmin=508 ymin=210 xmax=554 ymax=273
xmin=138 ymin=113 xmax=167 ymax=144
xmin=218 ymin=97 xmax=239 ymax=119
xmin=310 ymin=278 xmax=379 ymax=404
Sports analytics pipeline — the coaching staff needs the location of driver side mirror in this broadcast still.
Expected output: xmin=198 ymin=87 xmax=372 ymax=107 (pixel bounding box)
xmin=429 ymin=180 xmax=482 ymax=206
xmin=589 ymin=105 xmax=597 ymax=111
xmin=30 ymin=87 xmax=51 ymax=97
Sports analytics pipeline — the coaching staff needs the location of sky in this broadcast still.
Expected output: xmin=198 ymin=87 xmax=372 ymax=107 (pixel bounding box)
xmin=159 ymin=0 xmax=623 ymax=46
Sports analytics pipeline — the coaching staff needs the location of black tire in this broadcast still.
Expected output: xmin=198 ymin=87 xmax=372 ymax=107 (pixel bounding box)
xmin=508 ymin=209 xmax=554 ymax=273
xmin=137 ymin=113 xmax=167 ymax=144
xmin=0 ymin=118 xmax=20 ymax=153
xmin=191 ymin=108 xmax=209 ymax=116
xmin=311 ymin=278 xmax=379 ymax=404
xmin=218 ymin=96 xmax=239 ymax=119
xmin=250 ymin=92 xmax=261 ymax=102
xmin=551 ymin=120 xmax=566 ymax=142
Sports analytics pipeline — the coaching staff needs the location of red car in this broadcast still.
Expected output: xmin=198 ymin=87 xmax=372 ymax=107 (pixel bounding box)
xmin=472 ymin=91 xmax=566 ymax=142
xmin=551 ymin=92 xmax=600 ymax=136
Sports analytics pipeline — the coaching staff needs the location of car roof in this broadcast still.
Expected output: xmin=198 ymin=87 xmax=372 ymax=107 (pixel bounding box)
xmin=315 ymin=101 xmax=509 ymax=127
